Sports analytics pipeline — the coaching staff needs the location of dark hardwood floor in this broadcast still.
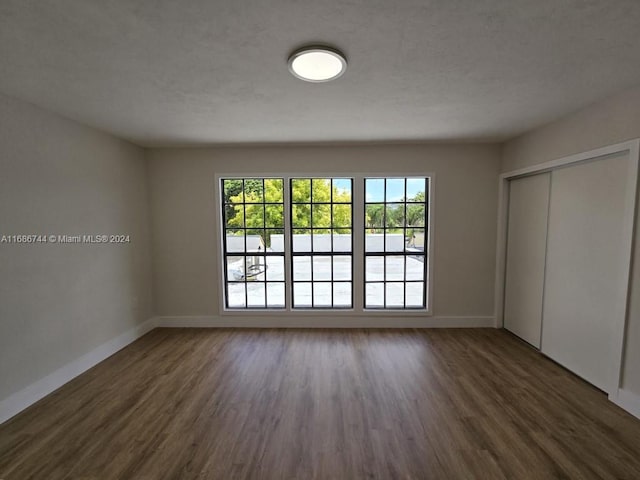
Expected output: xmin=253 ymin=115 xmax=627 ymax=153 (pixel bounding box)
xmin=1 ymin=328 xmax=640 ymax=479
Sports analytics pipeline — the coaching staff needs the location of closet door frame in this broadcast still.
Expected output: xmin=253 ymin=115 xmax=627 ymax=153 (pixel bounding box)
xmin=494 ymin=139 xmax=640 ymax=401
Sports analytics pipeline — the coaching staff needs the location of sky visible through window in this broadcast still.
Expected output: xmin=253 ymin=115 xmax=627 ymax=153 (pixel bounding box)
xmin=332 ymin=178 xmax=351 ymax=197
xmin=365 ymin=177 xmax=425 ymax=202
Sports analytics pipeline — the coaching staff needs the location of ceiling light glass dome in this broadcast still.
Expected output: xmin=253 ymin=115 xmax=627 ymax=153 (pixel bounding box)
xmin=288 ymin=46 xmax=347 ymax=83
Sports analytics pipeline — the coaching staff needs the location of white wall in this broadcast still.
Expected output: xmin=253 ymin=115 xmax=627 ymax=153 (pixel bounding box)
xmin=147 ymin=144 xmax=501 ymax=318
xmin=0 ymin=93 xmax=153 ymax=402
xmin=501 ymin=84 xmax=640 ymax=398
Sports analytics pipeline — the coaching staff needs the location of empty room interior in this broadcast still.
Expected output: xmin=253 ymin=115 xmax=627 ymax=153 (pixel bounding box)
xmin=3 ymin=1 xmax=640 ymax=479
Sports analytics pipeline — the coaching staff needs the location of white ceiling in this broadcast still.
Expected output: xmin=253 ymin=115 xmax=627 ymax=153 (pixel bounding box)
xmin=1 ymin=1 xmax=640 ymax=146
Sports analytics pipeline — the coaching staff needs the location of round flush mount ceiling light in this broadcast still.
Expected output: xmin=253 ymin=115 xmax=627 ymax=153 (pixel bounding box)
xmin=288 ymin=46 xmax=347 ymax=83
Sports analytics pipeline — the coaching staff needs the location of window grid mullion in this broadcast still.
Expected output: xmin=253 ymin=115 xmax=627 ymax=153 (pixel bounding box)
xmin=383 ymin=179 xmax=387 ymax=308
xmin=283 ymin=178 xmax=292 ymax=310
xmin=262 ymin=179 xmax=267 ymax=307
xmin=242 ymin=179 xmax=248 ymax=307
xmin=310 ymin=179 xmax=314 ymax=307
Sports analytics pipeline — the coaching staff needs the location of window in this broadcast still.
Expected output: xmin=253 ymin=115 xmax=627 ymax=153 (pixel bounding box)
xmin=219 ymin=175 xmax=430 ymax=312
xmin=290 ymin=178 xmax=353 ymax=308
xmin=364 ymin=177 xmax=428 ymax=309
xmin=222 ymin=178 xmax=286 ymax=308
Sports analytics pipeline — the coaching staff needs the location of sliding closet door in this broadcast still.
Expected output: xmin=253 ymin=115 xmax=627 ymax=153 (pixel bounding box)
xmin=541 ymin=153 xmax=630 ymax=391
xmin=503 ymin=173 xmax=550 ymax=347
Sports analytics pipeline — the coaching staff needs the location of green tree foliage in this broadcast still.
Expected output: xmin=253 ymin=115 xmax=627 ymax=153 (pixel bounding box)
xmin=411 ymin=191 xmax=425 ymax=202
xmin=406 ymin=191 xmax=426 ymax=232
xmin=365 ymin=191 xmax=426 ymax=233
xmin=365 ymin=204 xmax=384 ymax=228
xmin=223 ymin=179 xmax=264 ymax=224
xmin=225 ymin=179 xmax=351 ymax=234
xmin=223 ymin=178 xmax=426 ymax=244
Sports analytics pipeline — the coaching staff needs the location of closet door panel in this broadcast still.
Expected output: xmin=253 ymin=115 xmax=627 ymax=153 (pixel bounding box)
xmin=504 ymin=173 xmax=550 ymax=348
xmin=541 ymin=153 xmax=629 ymax=391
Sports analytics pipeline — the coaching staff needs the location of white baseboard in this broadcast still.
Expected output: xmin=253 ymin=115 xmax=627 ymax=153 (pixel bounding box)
xmin=155 ymin=315 xmax=496 ymax=329
xmin=611 ymin=388 xmax=640 ymax=420
xmin=0 ymin=317 xmax=157 ymax=425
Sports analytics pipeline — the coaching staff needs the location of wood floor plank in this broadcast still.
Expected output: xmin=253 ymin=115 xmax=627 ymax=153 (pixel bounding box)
xmin=1 ymin=328 xmax=640 ymax=479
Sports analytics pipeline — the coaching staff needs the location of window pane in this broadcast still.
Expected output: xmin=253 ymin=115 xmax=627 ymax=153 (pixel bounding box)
xmin=312 ymin=231 xmax=331 ymax=252
xmin=227 ymin=282 xmax=246 ymax=308
xmin=313 ymin=282 xmax=332 ymax=307
xmin=366 ymin=256 xmax=384 ymax=281
xmin=333 ymin=282 xmax=351 ymax=307
xmin=292 ymin=204 xmax=311 ymax=228
xmin=244 ymin=179 xmax=264 ymax=203
xmin=406 ymin=204 xmax=425 ymax=227
xmin=366 ymin=283 xmax=384 ymax=307
xmin=332 ymin=204 xmax=351 ymax=228
xmin=266 ymin=282 xmax=285 ymax=307
xmin=226 ymin=231 xmax=245 ymax=253
xmin=312 ymin=178 xmax=331 ymax=202
xmin=406 ymin=228 xmax=425 ymax=251
xmin=406 ymin=282 xmax=425 ymax=307
xmin=266 ymin=256 xmax=285 ymax=281
xmin=385 ymin=204 xmax=404 ymax=228
xmin=406 ymin=256 xmax=425 ymax=281
xmin=385 ymin=256 xmax=405 ymax=281
xmin=247 ymin=282 xmax=266 ymax=307
xmin=365 ymin=229 xmax=384 ymax=252
xmin=365 ymin=178 xmax=384 ymax=202
xmin=245 ymin=230 xmax=265 ymax=252
xmin=226 ymin=257 xmax=245 ymax=281
xmin=293 ymin=256 xmax=311 ymax=281
xmin=265 ymin=205 xmax=284 ymax=228
xmin=293 ymin=230 xmax=311 ymax=252
xmin=366 ymin=204 xmax=384 ymax=228
xmin=386 ymin=282 xmax=404 ymax=308
xmin=223 ymin=179 xmax=244 ymax=203
xmin=246 ymin=256 xmax=267 ymax=281
xmin=406 ymin=178 xmax=426 ymax=201
xmin=333 ymin=256 xmax=351 ymax=280
xmin=265 ymin=229 xmax=284 ymax=252
xmin=291 ymin=179 xmax=311 ymax=203
xmin=386 ymin=178 xmax=405 ymax=202
xmin=313 ymin=256 xmax=332 ymax=281
xmin=229 ymin=256 xmax=258 ymax=281
xmin=293 ymin=282 xmax=312 ymax=307
xmin=333 ymin=229 xmax=352 ymax=252
xmin=225 ymin=205 xmax=243 ymax=227
xmin=244 ymin=205 xmax=265 ymax=228
xmin=264 ymin=179 xmax=284 ymax=202
xmin=312 ymin=204 xmax=331 ymax=228
xmin=333 ymin=179 xmax=352 ymax=203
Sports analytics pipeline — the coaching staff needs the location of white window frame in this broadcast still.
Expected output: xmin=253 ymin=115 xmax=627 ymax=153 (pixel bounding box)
xmin=214 ymin=173 xmax=434 ymax=316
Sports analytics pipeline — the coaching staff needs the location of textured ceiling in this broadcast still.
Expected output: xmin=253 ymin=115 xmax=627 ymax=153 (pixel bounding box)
xmin=1 ymin=0 xmax=640 ymax=146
